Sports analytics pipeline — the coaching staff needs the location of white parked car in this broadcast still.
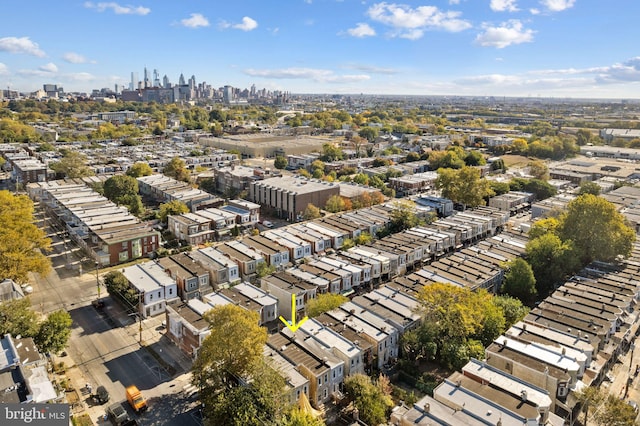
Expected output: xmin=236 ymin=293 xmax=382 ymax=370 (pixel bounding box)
xmin=21 ymin=284 xmax=33 ymax=294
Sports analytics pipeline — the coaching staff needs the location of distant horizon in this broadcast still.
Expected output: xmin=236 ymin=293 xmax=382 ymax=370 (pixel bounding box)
xmin=3 ymin=2 xmax=640 ymax=99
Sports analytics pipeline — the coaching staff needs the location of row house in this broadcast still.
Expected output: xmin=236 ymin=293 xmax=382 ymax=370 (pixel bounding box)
xmin=123 ymin=261 xmax=179 ymax=318
xmin=349 ymin=247 xmax=391 ymax=280
xmin=261 ymin=272 xmax=316 ymax=320
xmin=389 ymin=172 xmax=438 ymax=197
xmin=489 ymin=191 xmax=535 ymax=214
xmin=297 ymin=263 xmax=343 ymax=292
xmin=318 ymin=256 xmax=367 ymax=290
xmin=241 ymin=235 xmax=290 ymax=268
xmin=189 ymin=246 xmax=240 ymax=289
xmin=263 ymin=345 xmax=310 ymax=406
xmin=336 ymin=250 xmax=381 ymax=283
xmin=341 ymin=208 xmax=390 ymax=235
xmin=286 ymin=225 xmax=330 ymax=253
xmin=287 ymin=266 xmax=332 ymax=294
xmin=413 ymin=195 xmax=455 ymax=217
xmin=304 ymin=221 xmax=346 ymax=249
xmin=307 ymin=258 xmax=353 ymax=295
xmin=315 ymin=313 xmax=375 ymax=374
xmin=267 ymin=333 xmax=344 ymax=408
xmin=233 ymin=282 xmax=279 ymax=327
xmin=290 ymin=319 xmax=364 ymax=377
xmin=192 ymin=207 xmax=236 ymax=238
xmin=325 ymin=301 xmax=399 ymax=369
xmin=202 ymin=288 xmax=265 ymax=326
xmin=165 ymin=299 xmax=211 ymax=358
xmin=215 ymin=241 xmax=264 ymax=278
xmin=137 ymin=174 xmax=221 ymax=212
xmin=359 ymin=244 xmax=403 ymax=277
xmin=167 ymin=212 xmax=213 ymax=246
xmin=226 ymin=199 xmax=261 ymax=225
xmin=263 ymin=230 xmax=313 ymax=260
xmin=316 ymin=216 xmax=364 ymax=239
xmin=351 ymin=286 xmax=421 ymax=334
xmin=157 ymin=252 xmax=212 ymax=301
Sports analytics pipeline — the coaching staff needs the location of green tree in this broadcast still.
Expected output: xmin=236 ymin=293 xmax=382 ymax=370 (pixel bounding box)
xmin=163 ymin=156 xmax=191 ymax=182
xmin=595 ymin=394 xmax=638 ymax=426
xmin=492 ymin=295 xmax=529 ymax=328
xmin=274 ymin=156 xmax=288 ymax=169
xmin=509 ymin=178 xmax=557 ymax=201
xmin=575 ymin=386 xmax=604 ymax=426
xmin=158 ymin=200 xmax=190 ymax=223
xmin=49 ymin=151 xmax=95 ymax=178
xmin=358 ymin=127 xmax=379 ymax=142
xmin=558 ymin=194 xmax=635 ymax=264
xmin=256 ymin=261 xmax=276 ymax=278
xmin=126 ymin=162 xmax=153 ymax=177
xmin=319 ymin=144 xmax=344 ymax=162
xmin=526 ymin=233 xmax=579 ymax=296
xmin=302 ymin=204 xmax=322 ymax=220
xmin=354 ymin=232 xmax=372 ymax=246
xmin=464 ymin=150 xmax=486 ymax=166
xmin=428 ymin=150 xmax=465 ymax=170
xmin=192 ymin=304 xmax=267 ymax=391
xmin=0 ymin=191 xmax=51 ymax=283
xmin=388 ymin=200 xmax=422 ymax=233
xmin=0 ymin=298 xmax=40 ymax=337
xmin=500 ymin=258 xmax=537 ymax=305
xmin=103 ymin=175 xmax=139 ymax=203
xmin=341 ymin=238 xmax=355 ymax=250
xmin=325 ymin=195 xmax=347 ymax=213
xmin=104 ymin=270 xmax=138 ymax=308
xmin=527 ymin=160 xmax=549 ymax=180
xmin=280 ymin=408 xmax=325 ymax=426
xmin=344 ymin=374 xmax=393 ymax=426
xmin=34 ymin=310 xmax=72 ymax=354
xmin=578 ymin=181 xmax=601 ymax=196
xmin=435 ymin=167 xmax=492 ymax=209
xmin=305 ymin=293 xmax=349 ymax=318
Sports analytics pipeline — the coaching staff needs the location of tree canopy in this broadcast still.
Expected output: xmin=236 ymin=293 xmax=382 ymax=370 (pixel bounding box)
xmin=163 ymin=156 xmax=191 ymax=182
xmin=435 ymin=166 xmax=492 ymax=209
xmin=158 ymin=200 xmax=190 ymax=223
xmin=388 ymin=200 xmax=424 ymax=233
xmin=500 ymin=258 xmax=537 ymax=305
xmin=49 ymin=151 xmax=94 ymax=178
xmin=305 ymin=293 xmax=349 ymax=318
xmin=126 ymin=162 xmax=153 ymax=178
xmin=344 ymin=374 xmax=394 ymax=426
xmin=302 ymin=204 xmax=322 ymax=220
xmin=0 ymin=298 xmax=40 ymax=338
xmin=0 ymin=191 xmax=51 ymax=283
xmin=35 ymin=310 xmax=72 ymax=354
xmin=274 ymin=156 xmax=288 ymax=170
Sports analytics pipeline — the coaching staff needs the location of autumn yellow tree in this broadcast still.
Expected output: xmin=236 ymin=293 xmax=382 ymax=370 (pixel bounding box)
xmin=0 ymin=191 xmax=51 ymax=283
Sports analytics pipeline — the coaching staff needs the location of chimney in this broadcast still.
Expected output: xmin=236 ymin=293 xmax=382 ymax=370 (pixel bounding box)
xmin=521 ymin=389 xmax=528 ymax=402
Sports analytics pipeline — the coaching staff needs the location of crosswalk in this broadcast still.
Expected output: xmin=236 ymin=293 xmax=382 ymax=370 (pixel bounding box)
xmin=183 ymin=383 xmax=199 ymax=398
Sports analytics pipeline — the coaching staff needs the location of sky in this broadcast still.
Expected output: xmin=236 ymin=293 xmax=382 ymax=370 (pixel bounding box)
xmin=1 ymin=0 xmax=640 ymax=99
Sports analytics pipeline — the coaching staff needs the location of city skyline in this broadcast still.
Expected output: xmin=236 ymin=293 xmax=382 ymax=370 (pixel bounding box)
xmin=1 ymin=1 xmax=640 ymax=99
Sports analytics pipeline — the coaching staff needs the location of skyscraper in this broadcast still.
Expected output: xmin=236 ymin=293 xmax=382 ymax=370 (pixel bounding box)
xmin=143 ymin=67 xmax=150 ymax=88
xmin=178 ymin=73 xmax=186 ymax=86
xmin=153 ymin=69 xmax=160 ymax=87
xmin=130 ymin=72 xmax=138 ymax=90
xmin=162 ymin=75 xmax=170 ymax=88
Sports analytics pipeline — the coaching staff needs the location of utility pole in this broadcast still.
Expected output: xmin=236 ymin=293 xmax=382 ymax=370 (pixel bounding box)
xmin=95 ymin=261 xmax=100 ymax=300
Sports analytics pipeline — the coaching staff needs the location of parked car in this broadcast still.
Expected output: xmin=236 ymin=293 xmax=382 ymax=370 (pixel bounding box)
xmin=20 ymin=284 xmax=33 ymax=294
xmin=106 ymin=402 xmax=131 ymax=426
xmin=95 ymin=385 xmax=110 ymax=404
xmin=262 ymin=220 xmax=274 ymax=228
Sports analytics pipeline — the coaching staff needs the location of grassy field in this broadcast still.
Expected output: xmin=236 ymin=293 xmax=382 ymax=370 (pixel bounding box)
xmin=500 ymin=154 xmax=531 ymax=168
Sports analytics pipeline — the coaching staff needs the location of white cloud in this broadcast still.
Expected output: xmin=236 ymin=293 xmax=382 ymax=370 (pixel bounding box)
xmin=594 ymin=57 xmax=640 ymax=83
xmin=366 ymin=2 xmax=472 ymax=39
xmin=0 ymin=37 xmax=45 ymax=57
xmin=529 ymin=8 xmax=540 ymax=14
xmin=39 ymin=63 xmax=58 ymax=73
xmin=539 ymin=0 xmax=575 ymax=12
xmin=449 ymin=0 xmax=461 ymax=4
xmin=490 ymin=0 xmax=519 ymax=12
xmin=346 ymin=64 xmax=398 ymax=74
xmin=66 ymin=72 xmax=95 ymax=82
xmin=244 ymin=67 xmax=370 ymax=83
xmin=220 ymin=16 xmax=258 ymax=31
xmin=83 ymin=2 xmax=150 ymax=15
xmin=346 ymin=23 xmax=376 ymax=38
xmin=0 ymin=63 xmax=8 ymax=75
xmin=475 ymin=20 xmax=535 ymax=48
xmin=63 ymin=52 xmax=88 ymax=64
xmin=180 ymin=13 xmax=210 ymax=28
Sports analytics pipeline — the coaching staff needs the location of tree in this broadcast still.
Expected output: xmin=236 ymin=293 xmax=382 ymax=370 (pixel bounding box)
xmin=464 ymin=150 xmax=486 ymax=166
xmin=104 ymin=270 xmax=138 ymax=308
xmin=388 ymin=200 xmax=422 ymax=233
xmin=158 ymin=200 xmax=189 ymax=223
xmin=527 ymin=160 xmax=549 ymax=180
xmin=34 ymin=310 xmax=72 ymax=354
xmin=492 ymin=295 xmax=529 ymax=328
xmin=558 ymin=194 xmax=635 ymax=264
xmin=435 ymin=167 xmax=492 ymax=209
xmin=104 ymin=175 xmax=139 ymax=203
xmin=354 ymin=232 xmax=372 ymax=246
xmin=274 ymin=156 xmax=288 ymax=169
xmin=575 ymin=386 xmax=604 ymax=426
xmin=163 ymin=156 xmax=191 ymax=182
xmin=192 ymin=305 xmax=267 ymax=391
xmin=0 ymin=191 xmax=51 ymax=283
xmin=325 ymin=195 xmax=347 ymax=213
xmin=280 ymin=408 xmax=325 ymax=426
xmin=49 ymin=151 xmax=94 ymax=178
xmin=305 ymin=293 xmax=349 ymax=318
xmin=526 ymin=233 xmax=579 ymax=295
xmin=319 ymin=144 xmax=344 ymax=162
xmin=0 ymin=298 xmax=40 ymax=337
xmin=358 ymin=127 xmax=379 ymax=142
xmin=500 ymin=258 xmax=537 ymax=305
xmin=595 ymin=394 xmax=638 ymax=426
xmin=126 ymin=162 xmax=153 ymax=177
xmin=341 ymin=238 xmax=355 ymax=250
xmin=256 ymin=261 xmax=276 ymax=278
xmin=344 ymin=374 xmax=393 ymax=426
xmin=578 ymin=181 xmax=601 ymax=196
xmin=303 ymin=204 xmax=322 ymax=220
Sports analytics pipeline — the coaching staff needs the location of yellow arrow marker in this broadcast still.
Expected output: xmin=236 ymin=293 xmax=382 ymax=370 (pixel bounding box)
xmin=279 ymin=294 xmax=308 ymax=332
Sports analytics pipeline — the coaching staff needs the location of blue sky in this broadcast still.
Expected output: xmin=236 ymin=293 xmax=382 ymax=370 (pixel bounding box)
xmin=1 ymin=0 xmax=640 ymax=98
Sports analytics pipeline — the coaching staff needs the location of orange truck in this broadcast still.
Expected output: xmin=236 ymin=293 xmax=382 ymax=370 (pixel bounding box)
xmin=125 ymin=385 xmax=148 ymax=413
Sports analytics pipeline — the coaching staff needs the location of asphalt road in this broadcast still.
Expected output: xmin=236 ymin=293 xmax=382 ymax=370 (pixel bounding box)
xmin=29 ymin=203 xmax=201 ymax=426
